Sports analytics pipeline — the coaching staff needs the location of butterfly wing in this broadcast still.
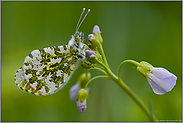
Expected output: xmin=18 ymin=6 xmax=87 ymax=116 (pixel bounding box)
xmin=15 ymin=45 xmax=79 ymax=95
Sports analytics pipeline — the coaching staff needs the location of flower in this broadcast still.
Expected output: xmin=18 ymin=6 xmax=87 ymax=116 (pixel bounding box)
xmin=137 ymin=61 xmax=177 ymax=95
xmin=147 ymin=67 xmax=177 ymax=95
xmin=76 ymin=89 xmax=88 ymax=114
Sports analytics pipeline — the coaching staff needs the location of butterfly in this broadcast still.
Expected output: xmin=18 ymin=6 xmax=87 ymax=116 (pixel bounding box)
xmin=14 ymin=8 xmax=90 ymax=96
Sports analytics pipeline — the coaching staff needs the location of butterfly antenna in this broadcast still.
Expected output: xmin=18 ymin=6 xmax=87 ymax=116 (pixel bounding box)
xmin=75 ymin=8 xmax=85 ymax=32
xmin=76 ymin=8 xmax=90 ymax=33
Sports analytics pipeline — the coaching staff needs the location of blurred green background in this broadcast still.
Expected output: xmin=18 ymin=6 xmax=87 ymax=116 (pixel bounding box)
xmin=1 ymin=1 xmax=182 ymax=122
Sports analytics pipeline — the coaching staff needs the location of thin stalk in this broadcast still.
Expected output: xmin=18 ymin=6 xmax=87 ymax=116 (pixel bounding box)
xmin=118 ymin=60 xmax=140 ymax=80
xmin=98 ymin=44 xmax=110 ymax=68
xmin=113 ymin=77 xmax=157 ymax=122
xmin=94 ymin=58 xmax=157 ymax=121
xmin=84 ymin=75 xmax=110 ymax=90
xmin=89 ymin=67 xmax=108 ymax=75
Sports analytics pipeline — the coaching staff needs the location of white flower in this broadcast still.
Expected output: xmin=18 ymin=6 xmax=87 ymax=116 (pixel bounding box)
xmin=147 ymin=67 xmax=177 ymax=95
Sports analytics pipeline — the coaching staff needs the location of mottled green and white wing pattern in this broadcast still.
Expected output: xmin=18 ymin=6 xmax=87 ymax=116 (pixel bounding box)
xmin=15 ymin=45 xmax=79 ymax=95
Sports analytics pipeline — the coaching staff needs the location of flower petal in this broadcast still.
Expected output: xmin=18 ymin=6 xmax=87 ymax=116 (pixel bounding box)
xmin=88 ymin=34 xmax=94 ymax=41
xmin=86 ymin=87 xmax=90 ymax=94
xmin=69 ymin=83 xmax=81 ymax=101
xmin=148 ymin=73 xmax=173 ymax=95
xmin=85 ymin=50 xmax=95 ymax=60
xmin=158 ymin=75 xmax=176 ymax=92
xmin=92 ymin=25 xmax=100 ymax=34
xmin=152 ymin=67 xmax=175 ymax=79
xmin=147 ymin=76 xmax=167 ymax=95
xmin=77 ymin=99 xmax=87 ymax=114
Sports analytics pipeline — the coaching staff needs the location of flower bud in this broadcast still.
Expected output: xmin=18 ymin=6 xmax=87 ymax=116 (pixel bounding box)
xmin=78 ymin=72 xmax=91 ymax=88
xmin=88 ymin=34 xmax=94 ymax=42
xmin=77 ymin=89 xmax=88 ymax=102
xmin=88 ymin=25 xmax=103 ymax=49
xmin=85 ymin=50 xmax=95 ymax=60
xmin=69 ymin=73 xmax=91 ymax=101
xmin=92 ymin=25 xmax=103 ymax=44
xmin=77 ymin=99 xmax=87 ymax=114
xmin=76 ymin=89 xmax=88 ymax=114
xmin=92 ymin=25 xmax=101 ymax=34
xmin=81 ymin=61 xmax=92 ymax=69
xmin=88 ymin=36 xmax=100 ymax=49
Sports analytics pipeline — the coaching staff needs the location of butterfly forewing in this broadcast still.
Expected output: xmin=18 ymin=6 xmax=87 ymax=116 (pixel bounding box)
xmin=15 ymin=45 xmax=79 ymax=95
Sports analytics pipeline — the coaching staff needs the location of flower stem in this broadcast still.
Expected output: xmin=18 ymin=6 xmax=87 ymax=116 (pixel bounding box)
xmin=98 ymin=44 xmax=110 ymax=68
xmin=94 ymin=58 xmax=157 ymax=121
xmin=114 ymin=78 xmax=157 ymax=121
xmin=89 ymin=67 xmax=108 ymax=75
xmin=84 ymin=75 xmax=110 ymax=90
xmin=118 ymin=60 xmax=140 ymax=80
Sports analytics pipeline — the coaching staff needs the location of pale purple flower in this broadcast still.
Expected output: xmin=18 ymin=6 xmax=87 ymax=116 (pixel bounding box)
xmin=147 ymin=67 xmax=177 ymax=95
xmin=92 ymin=25 xmax=101 ymax=34
xmin=77 ymin=99 xmax=87 ymax=114
xmin=88 ymin=34 xmax=94 ymax=42
xmin=85 ymin=50 xmax=95 ymax=60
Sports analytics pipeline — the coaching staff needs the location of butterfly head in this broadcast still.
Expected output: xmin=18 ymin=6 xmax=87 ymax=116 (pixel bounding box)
xmin=74 ymin=31 xmax=84 ymax=43
xmin=69 ymin=8 xmax=90 ymax=61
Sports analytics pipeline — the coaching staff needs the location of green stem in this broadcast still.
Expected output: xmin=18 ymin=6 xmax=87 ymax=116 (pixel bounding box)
xmin=98 ymin=44 xmax=110 ymax=68
xmin=115 ymin=79 xmax=157 ymax=121
xmin=92 ymin=64 xmax=106 ymax=71
xmin=108 ymin=71 xmax=157 ymax=121
xmin=93 ymin=58 xmax=157 ymax=121
xmin=84 ymin=75 xmax=110 ymax=90
xmin=118 ymin=60 xmax=140 ymax=80
xmin=89 ymin=67 xmax=108 ymax=75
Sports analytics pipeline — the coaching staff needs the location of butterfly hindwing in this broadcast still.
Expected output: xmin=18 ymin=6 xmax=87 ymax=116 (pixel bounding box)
xmin=15 ymin=45 xmax=79 ymax=95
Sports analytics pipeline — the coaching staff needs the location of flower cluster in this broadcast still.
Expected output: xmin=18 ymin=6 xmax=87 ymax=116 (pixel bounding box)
xmin=69 ymin=25 xmax=177 ymax=117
